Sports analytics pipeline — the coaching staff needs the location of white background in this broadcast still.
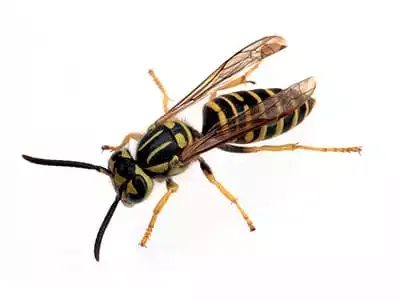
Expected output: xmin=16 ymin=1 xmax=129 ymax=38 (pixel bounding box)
xmin=1 ymin=0 xmax=399 ymax=299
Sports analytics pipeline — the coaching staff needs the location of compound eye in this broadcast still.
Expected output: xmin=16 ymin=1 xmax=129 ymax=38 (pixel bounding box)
xmin=122 ymin=190 xmax=144 ymax=207
xmin=126 ymin=193 xmax=145 ymax=204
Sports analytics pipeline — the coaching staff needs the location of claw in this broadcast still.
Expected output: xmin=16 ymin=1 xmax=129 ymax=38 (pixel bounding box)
xmin=357 ymin=146 xmax=363 ymax=156
xmin=139 ymin=242 xmax=148 ymax=248
xmin=101 ymin=145 xmax=118 ymax=152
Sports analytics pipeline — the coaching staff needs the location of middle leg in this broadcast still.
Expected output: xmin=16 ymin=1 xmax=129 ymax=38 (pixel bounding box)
xmin=198 ymin=157 xmax=256 ymax=232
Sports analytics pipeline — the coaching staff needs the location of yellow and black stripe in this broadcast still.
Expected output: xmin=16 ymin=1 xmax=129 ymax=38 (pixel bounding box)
xmin=136 ymin=121 xmax=199 ymax=177
xmin=202 ymin=88 xmax=316 ymax=144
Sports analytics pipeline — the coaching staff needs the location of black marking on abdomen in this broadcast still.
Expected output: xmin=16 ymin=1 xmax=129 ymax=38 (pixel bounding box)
xmin=282 ymin=111 xmax=295 ymax=133
xmin=214 ymin=97 xmax=236 ymax=120
xmin=202 ymin=88 xmax=316 ymax=145
xmin=202 ymin=104 xmax=220 ymax=135
xmin=225 ymin=90 xmax=266 ymax=143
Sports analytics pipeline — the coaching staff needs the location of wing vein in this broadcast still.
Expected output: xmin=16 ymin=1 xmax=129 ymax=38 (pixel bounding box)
xmin=154 ymin=36 xmax=288 ymax=124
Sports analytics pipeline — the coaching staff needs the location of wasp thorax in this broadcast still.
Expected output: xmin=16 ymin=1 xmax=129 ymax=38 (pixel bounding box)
xmin=108 ymin=149 xmax=153 ymax=207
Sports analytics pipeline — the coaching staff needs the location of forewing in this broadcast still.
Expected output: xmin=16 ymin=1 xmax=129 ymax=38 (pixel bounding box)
xmin=154 ymin=36 xmax=287 ymax=124
xmin=179 ymin=77 xmax=317 ymax=163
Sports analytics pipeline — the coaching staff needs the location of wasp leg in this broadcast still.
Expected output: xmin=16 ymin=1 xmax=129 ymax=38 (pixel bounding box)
xmin=219 ymin=143 xmax=362 ymax=154
xmin=209 ymin=62 xmax=260 ymax=100
xmin=148 ymin=69 xmax=171 ymax=113
xmin=139 ymin=178 xmax=179 ymax=247
xmin=101 ymin=132 xmax=143 ymax=152
xmin=198 ymin=157 xmax=256 ymax=232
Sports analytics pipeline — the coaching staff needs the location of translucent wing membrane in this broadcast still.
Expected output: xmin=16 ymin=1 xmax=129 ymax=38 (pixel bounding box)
xmin=179 ymin=77 xmax=316 ymax=163
xmin=154 ymin=36 xmax=287 ymax=124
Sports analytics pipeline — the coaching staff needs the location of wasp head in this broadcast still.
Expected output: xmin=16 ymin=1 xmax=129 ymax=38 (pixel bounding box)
xmin=108 ymin=149 xmax=153 ymax=207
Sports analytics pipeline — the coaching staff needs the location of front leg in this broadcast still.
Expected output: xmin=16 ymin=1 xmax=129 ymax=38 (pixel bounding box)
xmin=148 ymin=69 xmax=172 ymax=114
xmin=101 ymin=132 xmax=143 ymax=152
xmin=139 ymin=178 xmax=179 ymax=247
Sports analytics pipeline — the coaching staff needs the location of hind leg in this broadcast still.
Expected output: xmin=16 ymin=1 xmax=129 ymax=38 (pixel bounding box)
xmin=198 ymin=157 xmax=255 ymax=232
xmin=208 ymin=62 xmax=260 ymax=100
xmin=219 ymin=143 xmax=362 ymax=154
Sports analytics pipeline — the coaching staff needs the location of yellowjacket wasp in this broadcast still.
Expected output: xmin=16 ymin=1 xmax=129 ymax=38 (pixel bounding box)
xmin=23 ymin=36 xmax=361 ymax=261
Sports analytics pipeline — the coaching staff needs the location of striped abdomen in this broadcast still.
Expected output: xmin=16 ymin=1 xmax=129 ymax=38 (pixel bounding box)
xmin=136 ymin=121 xmax=198 ymax=178
xmin=201 ymin=88 xmax=316 ymax=144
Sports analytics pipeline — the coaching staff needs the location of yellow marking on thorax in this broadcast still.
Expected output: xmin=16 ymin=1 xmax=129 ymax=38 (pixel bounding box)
xmin=168 ymin=165 xmax=188 ymax=176
xmin=231 ymin=93 xmax=244 ymax=102
xmin=178 ymin=121 xmax=193 ymax=144
xmin=167 ymin=156 xmax=189 ymax=176
xmin=164 ymin=121 xmax=175 ymax=129
xmin=138 ymin=129 xmax=164 ymax=151
xmin=273 ymin=118 xmax=284 ymax=137
xmin=175 ymin=133 xmax=187 ymax=148
xmin=147 ymin=141 xmax=172 ymax=164
xmin=147 ymin=123 xmax=156 ymax=131
xmin=146 ymin=162 xmax=169 ymax=174
xmin=120 ymin=150 xmax=132 ymax=158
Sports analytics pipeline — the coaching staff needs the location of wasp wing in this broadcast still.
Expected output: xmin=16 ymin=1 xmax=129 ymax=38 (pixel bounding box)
xmin=154 ymin=36 xmax=287 ymax=124
xmin=179 ymin=77 xmax=317 ymax=163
